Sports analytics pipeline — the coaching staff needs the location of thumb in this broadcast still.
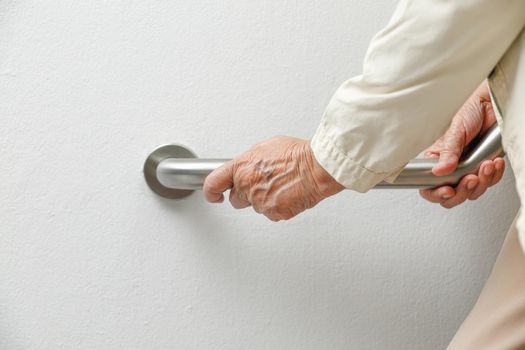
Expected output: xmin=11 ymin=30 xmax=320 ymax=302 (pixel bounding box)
xmin=432 ymin=126 xmax=465 ymax=176
xmin=203 ymin=161 xmax=235 ymax=203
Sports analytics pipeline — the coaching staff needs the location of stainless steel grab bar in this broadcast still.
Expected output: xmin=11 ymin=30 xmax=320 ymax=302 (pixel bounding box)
xmin=144 ymin=124 xmax=504 ymax=199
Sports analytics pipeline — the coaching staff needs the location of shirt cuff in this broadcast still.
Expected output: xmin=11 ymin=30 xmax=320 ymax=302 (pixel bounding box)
xmin=487 ymin=66 xmax=506 ymax=127
xmin=310 ymin=120 xmax=407 ymax=193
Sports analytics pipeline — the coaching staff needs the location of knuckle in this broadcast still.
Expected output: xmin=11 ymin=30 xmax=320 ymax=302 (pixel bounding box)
xmin=440 ymin=202 xmax=454 ymax=209
xmin=265 ymin=206 xmax=295 ymax=221
xmin=229 ymin=196 xmax=242 ymax=209
xmin=264 ymin=212 xmax=281 ymax=222
xmin=202 ymin=179 xmax=213 ymax=193
xmin=229 ymin=189 xmax=246 ymax=209
xmin=419 ymin=191 xmax=434 ymax=202
xmin=280 ymin=211 xmax=295 ymax=220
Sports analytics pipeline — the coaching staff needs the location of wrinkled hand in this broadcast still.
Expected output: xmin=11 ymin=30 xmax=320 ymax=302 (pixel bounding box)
xmin=419 ymin=81 xmax=505 ymax=208
xmin=203 ymin=136 xmax=345 ymax=221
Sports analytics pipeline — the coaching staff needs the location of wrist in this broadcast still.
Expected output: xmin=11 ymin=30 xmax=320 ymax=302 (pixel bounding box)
xmin=303 ymin=140 xmax=345 ymax=198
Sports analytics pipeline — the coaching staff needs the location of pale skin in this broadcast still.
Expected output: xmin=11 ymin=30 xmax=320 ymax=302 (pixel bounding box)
xmin=418 ymin=80 xmax=505 ymax=208
xmin=203 ymin=81 xmax=504 ymax=220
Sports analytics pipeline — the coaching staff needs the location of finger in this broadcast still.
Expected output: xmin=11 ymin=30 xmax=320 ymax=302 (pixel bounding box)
xmin=454 ymin=175 xmax=482 ymax=202
xmin=229 ymin=186 xmax=251 ymax=209
xmin=490 ymin=158 xmax=505 ymax=187
xmin=432 ymin=125 xmax=466 ymax=176
xmin=469 ymin=161 xmax=495 ymax=200
xmin=203 ymin=161 xmax=235 ymax=203
xmin=432 ymin=149 xmax=461 ymax=177
xmin=419 ymin=186 xmax=456 ymax=203
xmin=441 ymin=174 xmax=478 ymax=209
xmin=252 ymin=204 xmax=265 ymax=215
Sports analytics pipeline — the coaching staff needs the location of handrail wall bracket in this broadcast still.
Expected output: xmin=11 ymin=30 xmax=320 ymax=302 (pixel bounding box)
xmin=143 ymin=144 xmax=198 ymax=199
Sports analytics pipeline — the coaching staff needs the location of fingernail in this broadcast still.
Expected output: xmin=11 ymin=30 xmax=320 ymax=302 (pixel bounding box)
xmin=484 ymin=166 xmax=494 ymax=176
xmin=467 ymin=181 xmax=477 ymax=190
xmin=442 ymin=194 xmax=454 ymax=200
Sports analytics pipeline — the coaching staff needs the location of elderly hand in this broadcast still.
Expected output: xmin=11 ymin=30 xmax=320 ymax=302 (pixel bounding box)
xmin=203 ymin=136 xmax=345 ymax=221
xmin=419 ymin=81 xmax=505 ymax=208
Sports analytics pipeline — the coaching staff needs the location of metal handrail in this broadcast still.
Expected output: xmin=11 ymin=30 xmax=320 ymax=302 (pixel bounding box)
xmin=144 ymin=124 xmax=504 ymax=199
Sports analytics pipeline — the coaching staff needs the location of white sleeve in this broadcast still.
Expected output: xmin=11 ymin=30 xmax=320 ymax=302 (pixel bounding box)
xmin=310 ymin=0 xmax=525 ymax=193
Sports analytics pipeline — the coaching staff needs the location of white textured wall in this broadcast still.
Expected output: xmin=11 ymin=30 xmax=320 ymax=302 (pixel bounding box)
xmin=1 ymin=1 xmax=521 ymax=349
